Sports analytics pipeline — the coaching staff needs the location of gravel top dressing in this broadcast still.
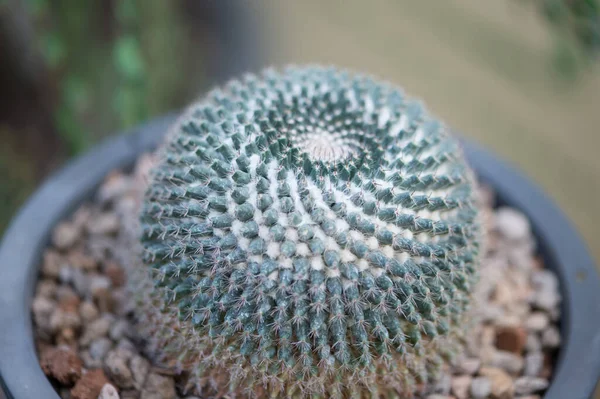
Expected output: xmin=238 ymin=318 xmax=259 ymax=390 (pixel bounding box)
xmin=31 ymin=154 xmax=561 ymax=399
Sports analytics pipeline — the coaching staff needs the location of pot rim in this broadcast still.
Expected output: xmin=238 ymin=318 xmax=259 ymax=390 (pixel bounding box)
xmin=1 ymin=115 xmax=599 ymax=399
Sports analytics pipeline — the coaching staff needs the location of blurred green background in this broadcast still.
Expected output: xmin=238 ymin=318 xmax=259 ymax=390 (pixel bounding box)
xmin=1 ymin=0 xmax=599 ymax=269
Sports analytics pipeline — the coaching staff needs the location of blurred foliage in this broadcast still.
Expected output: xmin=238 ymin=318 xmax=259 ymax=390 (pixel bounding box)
xmin=0 ymin=0 xmax=211 ymax=233
xmin=531 ymin=0 xmax=600 ymax=78
xmin=27 ymin=0 xmax=204 ymax=155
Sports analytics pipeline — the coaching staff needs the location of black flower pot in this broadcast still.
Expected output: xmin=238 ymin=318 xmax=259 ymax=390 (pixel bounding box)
xmin=1 ymin=112 xmax=600 ymax=398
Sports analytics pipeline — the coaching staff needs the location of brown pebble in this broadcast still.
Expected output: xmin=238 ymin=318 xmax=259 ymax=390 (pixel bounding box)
xmin=495 ymin=326 xmax=527 ymax=354
xmin=56 ymin=327 xmax=77 ymax=347
xmin=40 ymin=346 xmax=83 ymax=385
xmin=105 ymin=262 xmax=126 ymax=287
xmin=479 ymin=367 xmax=514 ymax=399
xmin=71 ymin=369 xmax=109 ymax=399
xmin=58 ymin=293 xmax=82 ymax=314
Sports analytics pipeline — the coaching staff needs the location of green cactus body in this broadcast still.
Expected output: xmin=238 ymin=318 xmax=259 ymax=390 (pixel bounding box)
xmin=132 ymin=66 xmax=484 ymax=398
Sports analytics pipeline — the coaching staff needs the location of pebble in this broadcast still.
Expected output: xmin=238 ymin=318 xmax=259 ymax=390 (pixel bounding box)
xmin=469 ymin=376 xmax=491 ymax=399
xmin=514 ymin=376 xmax=549 ymax=395
xmin=104 ymin=349 xmax=134 ymax=389
xmin=88 ymin=213 xmax=120 ymax=235
xmin=451 ymin=375 xmax=471 ymax=399
xmin=130 ymin=355 xmax=151 ymax=390
xmin=71 ymin=369 xmax=109 ymax=399
xmin=72 ymin=268 xmax=90 ymax=297
xmin=141 ymin=372 xmax=177 ymax=399
xmin=36 ymin=279 xmax=58 ymax=298
xmin=105 ymin=262 xmax=126 ymax=287
xmin=40 ymin=346 xmax=83 ymax=385
xmin=489 ymin=350 xmax=524 ymax=374
xmin=479 ymin=367 xmax=514 ymax=399
xmin=52 ymin=222 xmax=80 ymax=250
xmin=43 ymin=250 xmax=63 ymax=279
xmin=456 ymin=357 xmax=481 ymax=375
xmin=525 ymin=312 xmax=549 ymax=332
xmin=89 ymin=338 xmax=113 ymax=361
xmin=109 ymin=320 xmax=130 ymax=341
xmin=81 ymin=350 xmax=104 ymax=369
xmin=32 ymin=296 xmax=55 ymax=334
xmin=495 ymin=326 xmax=526 ymax=354
xmin=525 ymin=333 xmax=542 ymax=352
xmin=80 ymin=315 xmax=113 ymax=346
xmin=495 ymin=207 xmax=530 ymax=241
xmin=80 ymin=301 xmax=100 ymax=323
xmin=50 ymin=308 xmax=82 ymax=333
xmin=524 ymin=352 xmax=544 ymax=376
xmin=433 ymin=373 xmax=452 ymax=395
xmin=98 ymin=383 xmax=120 ymax=399
xmin=542 ymin=327 xmax=561 ymax=348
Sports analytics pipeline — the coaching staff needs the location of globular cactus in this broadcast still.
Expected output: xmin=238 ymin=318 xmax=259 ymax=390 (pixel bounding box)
xmin=130 ymin=65 xmax=484 ymax=398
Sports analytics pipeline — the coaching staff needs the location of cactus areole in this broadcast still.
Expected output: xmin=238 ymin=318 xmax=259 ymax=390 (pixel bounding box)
xmin=134 ymin=66 xmax=484 ymax=398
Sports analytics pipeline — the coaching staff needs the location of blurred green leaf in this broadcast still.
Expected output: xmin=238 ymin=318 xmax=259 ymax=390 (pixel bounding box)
xmin=114 ymin=36 xmax=145 ymax=81
xmin=41 ymin=32 xmax=66 ymax=68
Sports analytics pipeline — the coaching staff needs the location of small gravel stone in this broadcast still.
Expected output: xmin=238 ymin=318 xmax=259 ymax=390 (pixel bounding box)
xmin=495 ymin=207 xmax=530 ymax=241
xmin=90 ymin=275 xmax=112 ymax=297
xmin=141 ymin=372 xmax=176 ymax=399
xmin=451 ymin=375 xmax=471 ymax=399
xmin=525 ymin=312 xmax=549 ymax=332
xmin=72 ymin=269 xmax=90 ymax=297
xmin=456 ymin=357 xmax=481 ymax=375
xmin=514 ymin=376 xmax=549 ymax=395
xmin=104 ymin=349 xmax=134 ymax=389
xmin=71 ymin=369 xmax=109 ymax=399
xmin=495 ymin=326 xmax=527 ymax=354
xmin=541 ymin=327 xmax=561 ymax=348
xmin=98 ymin=383 xmax=120 ymax=399
xmin=489 ymin=350 xmax=524 ymax=374
xmin=58 ymin=266 xmax=74 ymax=285
xmin=32 ymin=296 xmax=55 ymax=334
xmin=68 ymin=251 xmax=98 ymax=272
xmin=50 ymin=308 xmax=81 ymax=333
xmin=470 ymin=376 xmax=491 ymax=399
xmin=80 ymin=315 xmax=113 ymax=347
xmin=40 ymin=346 xmax=83 ymax=385
xmin=105 ymin=262 xmax=126 ymax=287
xmin=81 ymin=350 xmax=103 ymax=369
xmin=36 ymin=279 xmax=58 ymax=298
xmin=89 ymin=338 xmax=113 ymax=361
xmin=43 ymin=250 xmax=63 ymax=279
xmin=479 ymin=367 xmax=514 ymax=399
xmin=79 ymin=301 xmax=100 ymax=323
xmin=426 ymin=395 xmax=454 ymax=399
xmin=130 ymin=355 xmax=150 ymax=390
xmin=109 ymin=320 xmax=130 ymax=341
xmin=524 ymin=352 xmax=544 ymax=377
xmin=53 ymin=222 xmax=80 ymax=250
xmin=525 ymin=333 xmax=542 ymax=352
xmin=88 ymin=213 xmax=120 ymax=235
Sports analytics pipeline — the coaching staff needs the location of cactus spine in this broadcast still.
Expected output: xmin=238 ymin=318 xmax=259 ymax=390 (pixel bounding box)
xmin=130 ymin=65 xmax=484 ymax=398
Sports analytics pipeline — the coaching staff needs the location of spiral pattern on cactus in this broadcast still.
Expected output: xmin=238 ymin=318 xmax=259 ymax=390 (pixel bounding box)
xmin=133 ymin=65 xmax=483 ymax=398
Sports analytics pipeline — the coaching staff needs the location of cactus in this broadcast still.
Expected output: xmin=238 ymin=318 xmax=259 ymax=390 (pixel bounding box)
xmin=129 ymin=65 xmax=484 ymax=398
